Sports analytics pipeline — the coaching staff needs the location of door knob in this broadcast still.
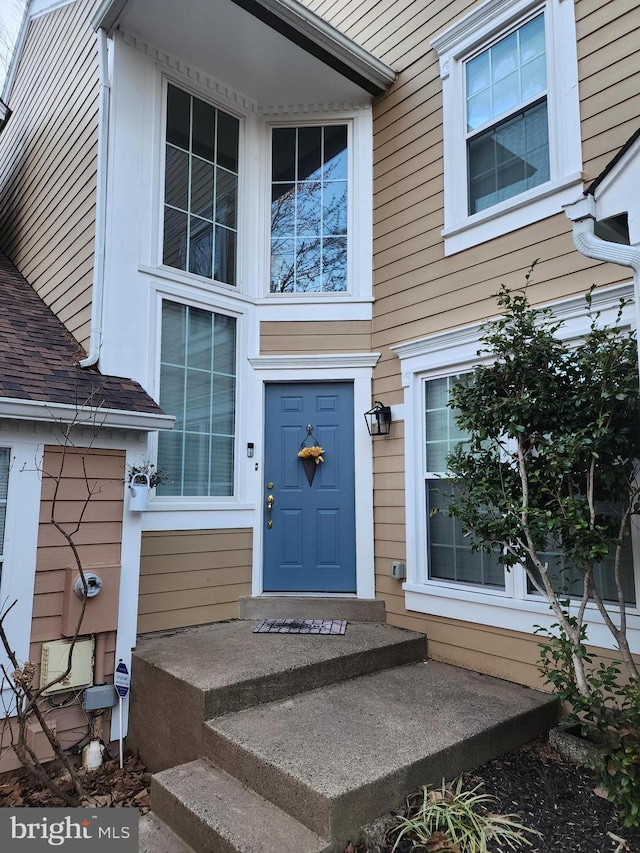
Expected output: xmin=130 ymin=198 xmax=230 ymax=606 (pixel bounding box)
xmin=266 ymin=493 xmax=275 ymax=528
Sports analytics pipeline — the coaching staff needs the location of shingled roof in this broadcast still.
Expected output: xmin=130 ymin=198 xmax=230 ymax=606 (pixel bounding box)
xmin=0 ymin=250 xmax=165 ymax=417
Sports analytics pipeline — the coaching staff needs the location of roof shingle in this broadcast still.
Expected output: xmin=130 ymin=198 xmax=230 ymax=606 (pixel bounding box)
xmin=0 ymin=251 xmax=164 ymax=416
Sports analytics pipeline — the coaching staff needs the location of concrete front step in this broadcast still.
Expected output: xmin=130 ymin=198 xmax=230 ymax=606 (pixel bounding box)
xmin=139 ymin=812 xmax=197 ymax=853
xmin=152 ymin=759 xmax=332 ymax=853
xmin=202 ymin=661 xmax=558 ymax=847
xmin=238 ymin=596 xmax=386 ymax=622
xmin=130 ymin=620 xmax=426 ymax=772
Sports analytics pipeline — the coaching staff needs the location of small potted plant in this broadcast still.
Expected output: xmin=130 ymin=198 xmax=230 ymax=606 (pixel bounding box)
xmin=127 ymin=461 xmax=169 ymax=511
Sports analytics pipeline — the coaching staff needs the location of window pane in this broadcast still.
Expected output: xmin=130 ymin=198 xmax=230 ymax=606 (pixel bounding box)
xmin=295 ymin=238 xmax=321 ymax=292
xmin=216 ymin=169 xmax=237 ymax=228
xmin=217 ymin=111 xmax=239 ymax=172
xmin=466 ymin=13 xmax=546 ymax=132
xmin=183 ymin=432 xmax=210 ymax=496
xmin=323 ymin=182 xmax=348 ymax=235
xmin=271 ymin=184 xmax=295 ymax=239
xmin=322 ymin=237 xmax=347 ymax=292
xmin=165 ymin=146 xmax=189 ymax=210
xmin=191 ymin=158 xmax=214 ymax=220
xmin=270 ymin=239 xmax=295 ymax=293
xmin=527 ymin=546 xmax=636 ymax=606
xmin=189 ymin=217 xmax=213 ymax=278
xmin=185 ymin=370 xmax=212 ymax=433
xmin=0 ymin=448 xmax=9 ymax=554
xmin=468 ymin=101 xmax=549 ymax=214
xmin=192 ymin=98 xmax=215 ymax=161
xmin=297 ymin=126 xmax=322 ymax=181
xmin=161 ymin=301 xmax=186 ymax=365
xmin=210 ymin=435 xmax=234 ymax=496
xmin=272 ymin=128 xmax=296 ymax=182
xmin=297 ymin=183 xmax=322 ymax=237
xmin=427 ymin=483 xmax=504 ymax=588
xmin=215 ymin=226 xmax=236 ymax=286
xmin=163 ymin=207 xmax=187 ymax=270
xmin=158 ymin=302 xmax=236 ymax=497
xmin=163 ymin=86 xmax=239 ymax=284
xmin=166 ymin=84 xmax=190 ymax=150
xmin=159 ymin=364 xmax=185 ymax=429
xmin=187 ymin=308 xmax=212 ymax=370
xmin=270 ymin=125 xmax=348 ymax=293
xmin=156 ymin=431 xmax=184 ymax=496
xmin=425 ymin=375 xmax=470 ymax=472
xmin=323 ymin=125 xmax=348 ymax=180
xmin=213 ymin=313 xmax=236 ymax=375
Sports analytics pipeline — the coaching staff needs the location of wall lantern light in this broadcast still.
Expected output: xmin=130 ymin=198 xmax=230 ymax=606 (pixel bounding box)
xmin=364 ymin=401 xmax=392 ymax=436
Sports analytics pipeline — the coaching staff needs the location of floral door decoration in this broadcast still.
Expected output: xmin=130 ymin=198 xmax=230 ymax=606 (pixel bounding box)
xmin=298 ymin=426 xmax=324 ymax=486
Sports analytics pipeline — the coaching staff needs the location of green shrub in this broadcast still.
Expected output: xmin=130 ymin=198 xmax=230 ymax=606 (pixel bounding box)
xmin=539 ymin=625 xmax=640 ymax=827
xmin=390 ymin=777 xmax=538 ymax=852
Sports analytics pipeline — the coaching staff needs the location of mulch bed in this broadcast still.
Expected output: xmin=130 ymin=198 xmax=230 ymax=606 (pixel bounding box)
xmin=0 ymin=750 xmax=151 ymax=811
xmin=1 ymin=739 xmax=639 ymax=853
xmin=349 ymin=739 xmax=640 ymax=853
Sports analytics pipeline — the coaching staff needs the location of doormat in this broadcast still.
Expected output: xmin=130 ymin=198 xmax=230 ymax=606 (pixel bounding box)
xmin=253 ymin=618 xmax=347 ymax=635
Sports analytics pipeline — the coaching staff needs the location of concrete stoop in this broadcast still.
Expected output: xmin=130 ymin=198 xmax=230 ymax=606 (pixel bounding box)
xmin=134 ymin=613 xmax=558 ymax=853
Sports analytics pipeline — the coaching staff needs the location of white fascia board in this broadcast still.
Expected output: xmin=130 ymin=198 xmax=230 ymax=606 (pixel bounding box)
xmin=0 ymin=397 xmax=175 ymax=431
xmin=91 ymin=0 xmax=130 ymax=32
xmin=91 ymin=0 xmax=395 ymax=93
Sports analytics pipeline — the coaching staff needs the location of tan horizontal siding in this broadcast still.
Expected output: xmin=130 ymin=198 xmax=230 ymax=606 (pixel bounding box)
xmin=0 ymin=0 xmax=98 ymax=349
xmin=138 ymin=529 xmax=253 ymax=633
xmin=259 ymin=320 xmax=372 ymax=354
xmin=304 ymin=0 xmax=640 ymax=682
xmin=6 ymin=446 xmax=125 ymax=772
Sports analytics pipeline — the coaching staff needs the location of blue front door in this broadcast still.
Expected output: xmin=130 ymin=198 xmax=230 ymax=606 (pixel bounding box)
xmin=263 ymin=382 xmax=356 ymax=592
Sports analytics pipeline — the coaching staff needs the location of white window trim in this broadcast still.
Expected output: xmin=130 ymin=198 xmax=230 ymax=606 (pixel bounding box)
xmin=431 ymin=0 xmax=583 ymax=256
xmin=391 ymin=283 xmax=640 ymax=653
xmin=146 ymin=284 xmax=246 ymax=511
xmin=259 ymin=111 xmax=374 ymax=302
xmin=156 ymin=75 xmax=248 ymax=292
xmin=0 ymin=439 xmax=43 ymax=715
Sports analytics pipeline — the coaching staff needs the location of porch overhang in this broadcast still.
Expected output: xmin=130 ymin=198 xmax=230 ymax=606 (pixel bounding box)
xmin=92 ymin=0 xmax=395 ymax=105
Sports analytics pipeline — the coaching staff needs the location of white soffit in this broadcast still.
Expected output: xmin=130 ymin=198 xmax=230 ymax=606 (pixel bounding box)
xmin=92 ymin=0 xmax=395 ymax=105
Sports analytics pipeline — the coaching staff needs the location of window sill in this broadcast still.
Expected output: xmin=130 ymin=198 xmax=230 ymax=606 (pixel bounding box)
xmin=442 ymin=174 xmax=584 ymax=256
xmin=403 ymin=582 xmax=640 ymax=654
xmin=139 ymin=264 xmax=255 ymax=305
xmin=144 ymin=499 xmax=255 ymax=512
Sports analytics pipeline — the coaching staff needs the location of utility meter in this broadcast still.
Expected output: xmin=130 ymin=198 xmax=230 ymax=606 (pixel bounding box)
xmin=73 ymin=572 xmax=103 ymax=599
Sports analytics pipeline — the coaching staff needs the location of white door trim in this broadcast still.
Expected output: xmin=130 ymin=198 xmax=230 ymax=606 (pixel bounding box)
xmin=249 ymin=355 xmax=378 ymax=598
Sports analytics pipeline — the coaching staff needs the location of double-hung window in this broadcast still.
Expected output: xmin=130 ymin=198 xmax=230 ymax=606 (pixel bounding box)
xmin=157 ymin=301 xmax=236 ymax=497
xmin=270 ymin=125 xmax=348 ymax=293
xmin=432 ymin=0 xmax=582 ymax=255
xmin=466 ymin=13 xmax=548 ymax=215
xmin=163 ymin=84 xmax=239 ymax=285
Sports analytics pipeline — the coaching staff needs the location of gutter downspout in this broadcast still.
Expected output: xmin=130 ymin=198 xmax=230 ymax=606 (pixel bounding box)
xmin=564 ymin=195 xmax=640 ymax=375
xmin=80 ymin=27 xmax=111 ymax=368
